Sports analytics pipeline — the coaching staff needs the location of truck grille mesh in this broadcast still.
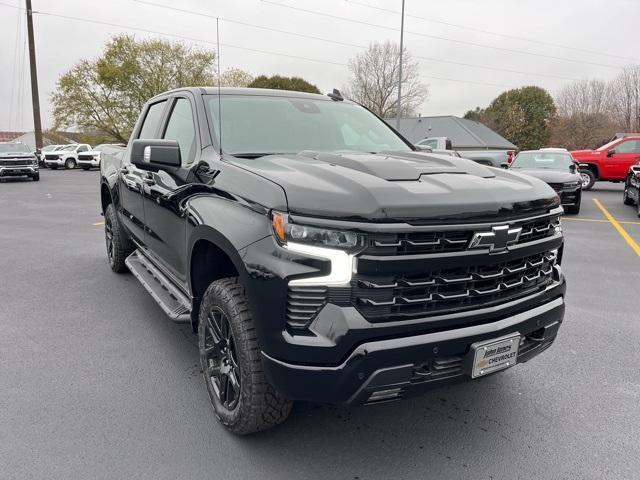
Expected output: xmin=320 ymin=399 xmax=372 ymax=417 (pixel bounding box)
xmin=352 ymin=251 xmax=557 ymax=322
xmin=364 ymin=215 xmax=560 ymax=256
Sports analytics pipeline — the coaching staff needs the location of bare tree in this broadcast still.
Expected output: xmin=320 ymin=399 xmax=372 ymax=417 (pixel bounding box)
xmin=549 ymin=112 xmax=619 ymax=150
xmin=609 ymin=66 xmax=640 ymax=132
xmin=344 ymin=41 xmax=428 ymax=117
xmin=556 ymin=78 xmax=610 ymax=116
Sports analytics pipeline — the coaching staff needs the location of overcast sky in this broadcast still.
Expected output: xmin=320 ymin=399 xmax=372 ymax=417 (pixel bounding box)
xmin=1 ymin=0 xmax=638 ymax=132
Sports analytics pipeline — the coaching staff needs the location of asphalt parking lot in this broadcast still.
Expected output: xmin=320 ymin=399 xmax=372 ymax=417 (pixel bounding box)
xmin=1 ymin=169 xmax=639 ymax=480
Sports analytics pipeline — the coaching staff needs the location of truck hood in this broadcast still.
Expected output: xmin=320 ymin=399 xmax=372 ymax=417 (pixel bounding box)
xmin=509 ymin=168 xmax=580 ymax=184
xmin=571 ymin=149 xmax=602 ymax=159
xmin=229 ymin=151 xmax=559 ymax=223
xmin=0 ymin=153 xmax=34 ymax=159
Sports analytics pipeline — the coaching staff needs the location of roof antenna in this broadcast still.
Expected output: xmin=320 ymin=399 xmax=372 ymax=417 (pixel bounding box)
xmin=328 ymin=88 xmax=344 ymax=101
xmin=216 ymin=17 xmax=223 ymax=156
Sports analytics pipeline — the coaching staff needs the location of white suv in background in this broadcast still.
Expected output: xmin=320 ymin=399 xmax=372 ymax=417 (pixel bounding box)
xmin=77 ymin=144 xmax=125 ymax=170
xmin=44 ymin=144 xmax=91 ymax=169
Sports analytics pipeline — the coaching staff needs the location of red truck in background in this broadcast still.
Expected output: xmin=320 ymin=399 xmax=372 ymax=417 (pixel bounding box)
xmin=572 ymin=135 xmax=640 ymax=190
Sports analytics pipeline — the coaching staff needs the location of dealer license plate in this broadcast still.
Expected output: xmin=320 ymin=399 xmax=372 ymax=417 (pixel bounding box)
xmin=471 ymin=333 xmax=520 ymax=378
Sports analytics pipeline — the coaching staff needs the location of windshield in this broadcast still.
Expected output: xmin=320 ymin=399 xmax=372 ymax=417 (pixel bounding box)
xmin=597 ymin=139 xmax=620 ymax=151
xmin=61 ymin=145 xmax=77 ymax=151
xmin=511 ymin=152 xmax=575 ymax=170
xmin=42 ymin=145 xmax=57 ymax=152
xmin=206 ymin=94 xmax=412 ymax=156
xmin=0 ymin=143 xmax=31 ymax=154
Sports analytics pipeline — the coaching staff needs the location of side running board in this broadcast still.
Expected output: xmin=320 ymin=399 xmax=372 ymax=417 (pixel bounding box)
xmin=125 ymin=250 xmax=191 ymax=323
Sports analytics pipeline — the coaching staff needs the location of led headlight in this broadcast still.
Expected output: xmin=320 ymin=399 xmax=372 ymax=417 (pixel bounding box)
xmin=563 ymin=181 xmax=580 ymax=188
xmin=271 ymin=211 xmax=363 ymax=251
xmin=271 ymin=211 xmax=364 ymax=286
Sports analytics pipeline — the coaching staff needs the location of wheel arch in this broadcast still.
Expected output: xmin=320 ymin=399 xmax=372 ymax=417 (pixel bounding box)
xmin=579 ymin=162 xmax=600 ymax=179
xmin=100 ymin=181 xmax=113 ymax=214
xmin=187 ymin=226 xmax=254 ymax=332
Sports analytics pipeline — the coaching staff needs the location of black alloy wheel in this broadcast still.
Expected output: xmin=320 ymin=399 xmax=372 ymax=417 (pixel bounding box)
xmin=201 ymin=307 xmax=241 ymax=410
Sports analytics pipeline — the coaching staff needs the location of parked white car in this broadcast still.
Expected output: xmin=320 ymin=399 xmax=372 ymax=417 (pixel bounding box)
xmin=44 ymin=144 xmax=91 ymax=169
xmin=77 ymin=144 xmax=125 ymax=170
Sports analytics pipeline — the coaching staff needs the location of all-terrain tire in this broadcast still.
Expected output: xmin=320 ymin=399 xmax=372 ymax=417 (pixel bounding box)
xmin=198 ymin=278 xmax=292 ymax=435
xmin=104 ymin=203 xmax=134 ymax=273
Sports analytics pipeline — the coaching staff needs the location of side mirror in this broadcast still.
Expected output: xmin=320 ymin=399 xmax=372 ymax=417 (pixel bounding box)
xmin=415 ymin=145 xmax=432 ymax=152
xmin=445 ymin=138 xmax=453 ymax=151
xmin=607 ymin=149 xmax=615 ymax=157
xmin=500 ymin=163 xmax=509 ymax=169
xmin=569 ymin=163 xmax=577 ymax=173
xmin=131 ymin=139 xmax=181 ymax=170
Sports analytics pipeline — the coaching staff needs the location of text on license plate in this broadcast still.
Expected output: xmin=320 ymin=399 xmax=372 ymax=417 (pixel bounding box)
xmin=471 ymin=333 xmax=520 ymax=378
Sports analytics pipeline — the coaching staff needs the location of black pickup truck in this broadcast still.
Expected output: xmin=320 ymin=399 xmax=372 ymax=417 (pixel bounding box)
xmin=100 ymin=87 xmax=566 ymax=434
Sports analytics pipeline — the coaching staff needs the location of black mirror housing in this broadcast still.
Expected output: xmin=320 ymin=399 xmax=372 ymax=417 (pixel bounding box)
xmin=569 ymin=163 xmax=577 ymax=173
xmin=500 ymin=163 xmax=509 ymax=169
xmin=607 ymin=149 xmax=615 ymax=157
xmin=131 ymin=139 xmax=181 ymax=170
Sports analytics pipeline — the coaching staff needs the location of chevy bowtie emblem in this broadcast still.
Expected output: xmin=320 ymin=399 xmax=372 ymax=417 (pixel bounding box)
xmin=469 ymin=225 xmax=522 ymax=253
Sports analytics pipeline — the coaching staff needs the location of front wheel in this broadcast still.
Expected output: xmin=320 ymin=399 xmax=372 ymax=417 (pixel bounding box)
xmin=623 ymin=185 xmax=635 ymax=205
xmin=32 ymin=172 xmax=40 ymax=181
xmin=198 ymin=278 xmax=292 ymax=435
xmin=580 ymin=170 xmax=596 ymax=190
xmin=65 ymin=158 xmax=76 ymax=169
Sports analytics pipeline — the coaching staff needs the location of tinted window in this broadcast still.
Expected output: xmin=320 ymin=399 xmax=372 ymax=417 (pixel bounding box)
xmin=206 ymin=95 xmax=411 ymax=156
xmin=139 ymin=101 xmax=167 ymax=139
xmin=163 ymin=98 xmax=196 ymax=164
xmin=511 ymin=152 xmax=574 ymax=170
xmin=78 ymin=145 xmax=89 ymax=153
xmin=614 ymin=140 xmax=640 ymax=154
xmin=0 ymin=143 xmax=31 ymax=154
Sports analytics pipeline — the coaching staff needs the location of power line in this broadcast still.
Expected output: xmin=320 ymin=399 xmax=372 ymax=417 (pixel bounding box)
xmin=261 ymin=0 xmax=627 ymax=70
xmin=133 ymin=0 xmax=364 ymax=49
xmin=8 ymin=0 xmax=22 ymax=131
xmin=30 ymin=9 xmax=348 ymax=66
xmin=4 ymin=4 xmax=516 ymax=89
xmin=134 ymin=0 xmax=580 ymax=82
xmin=345 ymin=0 xmax=640 ymax=63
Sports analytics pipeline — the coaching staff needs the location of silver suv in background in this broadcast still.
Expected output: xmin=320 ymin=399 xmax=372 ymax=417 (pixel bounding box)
xmin=416 ymin=136 xmax=515 ymax=167
xmin=77 ymin=144 xmax=125 ymax=170
xmin=0 ymin=142 xmax=39 ymax=181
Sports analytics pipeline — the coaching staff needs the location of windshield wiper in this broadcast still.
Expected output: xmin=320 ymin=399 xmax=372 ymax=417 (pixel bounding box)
xmin=230 ymin=152 xmax=289 ymax=159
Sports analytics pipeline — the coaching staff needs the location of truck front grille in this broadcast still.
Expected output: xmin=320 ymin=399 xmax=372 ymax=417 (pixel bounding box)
xmin=0 ymin=159 xmax=31 ymax=166
xmin=364 ymin=215 xmax=560 ymax=256
xmin=352 ymin=250 xmax=557 ymax=322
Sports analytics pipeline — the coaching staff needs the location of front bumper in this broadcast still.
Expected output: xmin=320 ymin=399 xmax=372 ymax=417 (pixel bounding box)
xmin=0 ymin=165 xmax=38 ymax=177
xmin=44 ymin=158 xmax=65 ymax=166
xmin=559 ymin=187 xmax=581 ymax=207
xmin=262 ymin=295 xmax=564 ymax=404
xmin=77 ymin=160 xmax=99 ymax=167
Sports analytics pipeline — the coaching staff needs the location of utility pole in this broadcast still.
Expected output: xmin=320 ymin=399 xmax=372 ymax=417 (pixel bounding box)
xmin=25 ymin=0 xmax=43 ymax=149
xmin=395 ymin=0 xmax=405 ymax=130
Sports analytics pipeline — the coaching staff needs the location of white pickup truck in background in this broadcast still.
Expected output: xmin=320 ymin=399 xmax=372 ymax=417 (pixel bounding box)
xmin=416 ymin=136 xmax=514 ymax=167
